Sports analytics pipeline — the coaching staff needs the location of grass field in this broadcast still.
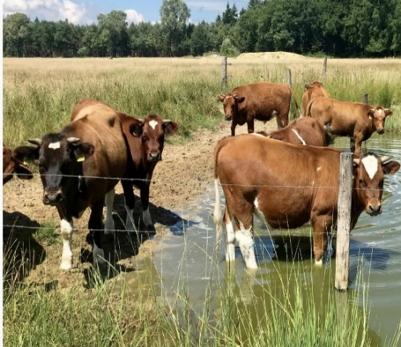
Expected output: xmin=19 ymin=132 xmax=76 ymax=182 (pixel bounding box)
xmin=3 ymin=56 xmax=401 ymax=148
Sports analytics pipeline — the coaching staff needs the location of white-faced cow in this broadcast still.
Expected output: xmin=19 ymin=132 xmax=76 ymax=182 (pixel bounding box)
xmin=301 ymin=81 xmax=329 ymax=117
xmin=3 ymin=143 xmax=33 ymax=185
xmin=71 ymin=99 xmax=178 ymax=232
xmin=218 ymin=82 xmax=300 ymax=136
xmin=214 ymin=135 xmax=399 ymax=269
xmin=259 ymin=117 xmax=326 ymax=147
xmin=14 ymin=102 xmax=127 ymax=270
xmin=306 ymin=97 xmax=393 ymax=155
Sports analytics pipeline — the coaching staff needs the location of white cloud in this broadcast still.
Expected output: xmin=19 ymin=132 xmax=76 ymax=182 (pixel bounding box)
xmin=3 ymin=0 xmax=94 ymax=25
xmin=186 ymin=1 xmax=228 ymax=12
xmin=124 ymin=9 xmax=144 ymax=25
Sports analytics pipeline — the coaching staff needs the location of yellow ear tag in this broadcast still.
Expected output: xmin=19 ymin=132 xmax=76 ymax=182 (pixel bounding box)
xmin=23 ymin=161 xmax=28 ymax=165
xmin=369 ymin=116 xmax=372 ymax=120
xmin=77 ymin=156 xmax=85 ymax=162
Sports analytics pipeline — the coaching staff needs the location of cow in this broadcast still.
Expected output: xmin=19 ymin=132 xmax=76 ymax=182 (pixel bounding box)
xmin=213 ymin=134 xmax=399 ymax=269
xmin=71 ymin=99 xmax=179 ymax=232
xmin=3 ymin=143 xmax=33 ymax=185
xmin=14 ymin=102 xmax=127 ymax=270
xmin=218 ymin=82 xmax=300 ymax=136
xmin=306 ymin=97 xmax=393 ymax=155
xmin=259 ymin=117 xmax=326 ymax=147
xmin=301 ymin=81 xmax=329 ymax=117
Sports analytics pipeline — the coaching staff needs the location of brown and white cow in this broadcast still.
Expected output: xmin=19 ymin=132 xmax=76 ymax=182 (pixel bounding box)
xmin=260 ymin=117 xmax=326 ymax=147
xmin=218 ymin=82 xmax=300 ymax=136
xmin=306 ymin=97 xmax=393 ymax=155
xmin=214 ymin=135 xmax=399 ymax=269
xmin=301 ymin=81 xmax=329 ymax=117
xmin=3 ymin=143 xmax=33 ymax=184
xmin=71 ymin=99 xmax=178 ymax=232
xmin=14 ymin=102 xmax=127 ymax=269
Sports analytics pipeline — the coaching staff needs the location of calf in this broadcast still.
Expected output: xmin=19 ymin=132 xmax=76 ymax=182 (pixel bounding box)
xmin=71 ymin=99 xmax=178 ymax=232
xmin=301 ymin=81 xmax=329 ymax=117
xmin=307 ymin=97 xmax=393 ymax=155
xmin=15 ymin=102 xmax=127 ymax=269
xmin=214 ymin=135 xmax=399 ymax=269
xmin=3 ymin=143 xmax=33 ymax=184
xmin=261 ymin=117 xmax=326 ymax=147
xmin=218 ymin=82 xmax=300 ymax=136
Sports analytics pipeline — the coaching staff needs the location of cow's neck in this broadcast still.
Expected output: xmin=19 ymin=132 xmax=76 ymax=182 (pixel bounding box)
xmin=350 ymin=184 xmax=365 ymax=229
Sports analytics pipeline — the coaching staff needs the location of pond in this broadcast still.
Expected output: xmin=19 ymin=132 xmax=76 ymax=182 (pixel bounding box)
xmin=151 ymin=133 xmax=401 ymax=345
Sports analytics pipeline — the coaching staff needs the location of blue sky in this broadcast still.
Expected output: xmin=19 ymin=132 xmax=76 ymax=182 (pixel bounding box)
xmin=3 ymin=0 xmax=249 ymax=25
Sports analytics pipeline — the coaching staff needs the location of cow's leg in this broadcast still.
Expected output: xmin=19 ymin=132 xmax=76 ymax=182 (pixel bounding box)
xmin=247 ymin=119 xmax=255 ymax=134
xmin=104 ymin=188 xmax=115 ymax=235
xmin=350 ymin=138 xmax=355 ymax=153
xmin=223 ymin=207 xmax=235 ymax=262
xmin=140 ymin=182 xmax=155 ymax=231
xmin=235 ymin=218 xmax=257 ymax=269
xmin=89 ymin=201 xmax=105 ymax=266
xmin=353 ymin=131 xmax=364 ymax=156
xmin=231 ymin=121 xmax=237 ymax=136
xmin=122 ymin=180 xmax=135 ymax=231
xmin=311 ymin=216 xmax=331 ymax=265
xmin=57 ymin=207 xmax=74 ymax=270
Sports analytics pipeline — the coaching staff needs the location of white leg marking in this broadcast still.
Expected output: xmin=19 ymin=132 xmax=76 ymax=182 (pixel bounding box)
xmin=362 ymin=155 xmax=379 ymax=180
xmin=214 ymin=179 xmax=223 ymax=250
xmin=315 ymin=259 xmax=323 ymax=266
xmin=225 ymin=220 xmax=235 ymax=262
xmin=236 ymin=223 xmax=257 ymax=269
xmin=254 ymin=198 xmax=267 ymax=224
xmin=291 ymin=129 xmax=306 ymax=145
xmin=142 ymin=208 xmax=153 ymax=227
xmin=149 ymin=120 xmax=158 ymax=129
xmin=93 ymin=243 xmax=105 ymax=265
xmin=104 ymin=189 xmax=115 ymax=235
xmin=60 ymin=219 xmax=73 ymax=270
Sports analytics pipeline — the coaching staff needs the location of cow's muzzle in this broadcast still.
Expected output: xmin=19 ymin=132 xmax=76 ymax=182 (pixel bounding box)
xmin=225 ymin=115 xmax=232 ymax=121
xmin=367 ymin=203 xmax=382 ymax=216
xmin=43 ymin=190 xmax=63 ymax=205
xmin=148 ymin=152 xmax=160 ymax=162
xmin=377 ymin=128 xmax=385 ymax=135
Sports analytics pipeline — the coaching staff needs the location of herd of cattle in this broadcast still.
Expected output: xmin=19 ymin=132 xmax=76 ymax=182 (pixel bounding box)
xmin=3 ymin=80 xmax=400 ymax=270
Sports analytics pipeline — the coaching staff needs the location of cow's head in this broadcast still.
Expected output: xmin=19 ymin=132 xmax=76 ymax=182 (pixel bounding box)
xmin=3 ymin=144 xmax=34 ymax=185
xmin=304 ymin=81 xmax=329 ymax=98
xmin=218 ymin=93 xmax=245 ymax=123
xmin=368 ymin=106 xmax=393 ymax=134
xmin=129 ymin=115 xmax=178 ymax=163
xmin=14 ymin=134 xmax=94 ymax=206
xmin=353 ymin=154 xmax=400 ymax=216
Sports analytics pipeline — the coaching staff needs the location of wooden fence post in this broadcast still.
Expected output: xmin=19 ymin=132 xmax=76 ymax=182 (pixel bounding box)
xmin=221 ymin=57 xmax=227 ymax=92
xmin=335 ymin=152 xmax=353 ymax=291
xmin=287 ymin=68 xmax=292 ymax=89
xmin=323 ymin=57 xmax=327 ymax=80
xmin=363 ymin=93 xmax=368 ymax=104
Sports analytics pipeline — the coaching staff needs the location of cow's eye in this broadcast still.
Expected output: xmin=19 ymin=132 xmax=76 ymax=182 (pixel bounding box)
xmin=142 ymin=136 xmax=148 ymax=142
xmin=359 ymin=179 xmax=366 ymax=187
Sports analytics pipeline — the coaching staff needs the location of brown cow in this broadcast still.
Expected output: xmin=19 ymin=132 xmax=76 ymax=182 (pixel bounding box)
xmin=213 ymin=135 xmax=399 ymax=269
xmin=3 ymin=143 xmax=33 ymax=184
xmin=260 ymin=117 xmax=326 ymax=147
xmin=218 ymin=82 xmax=300 ymax=136
xmin=71 ymin=99 xmax=178 ymax=232
xmin=307 ymin=97 xmax=393 ymax=155
xmin=301 ymin=81 xmax=329 ymax=117
xmin=14 ymin=102 xmax=127 ymax=269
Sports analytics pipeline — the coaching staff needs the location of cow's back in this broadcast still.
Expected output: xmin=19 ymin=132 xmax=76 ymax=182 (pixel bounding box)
xmin=215 ymin=135 xmax=340 ymax=228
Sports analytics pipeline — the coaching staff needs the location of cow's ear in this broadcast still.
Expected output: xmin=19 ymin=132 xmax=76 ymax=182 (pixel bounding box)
xmin=69 ymin=141 xmax=94 ymax=162
xmin=163 ymin=120 xmax=179 ymax=136
xmin=304 ymin=83 xmax=311 ymax=89
xmin=13 ymin=145 xmax=40 ymax=162
xmin=367 ymin=109 xmax=375 ymax=119
xmin=233 ymin=94 xmax=245 ymax=103
xmin=382 ymin=160 xmax=400 ymax=175
xmin=129 ymin=121 xmax=143 ymax=137
xmin=218 ymin=94 xmax=225 ymax=102
xmin=384 ymin=109 xmax=393 ymax=117
xmin=15 ymin=163 xmax=33 ymax=180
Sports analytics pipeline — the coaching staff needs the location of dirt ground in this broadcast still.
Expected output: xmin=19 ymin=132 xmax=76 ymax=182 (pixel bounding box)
xmin=3 ymin=119 xmax=275 ymax=290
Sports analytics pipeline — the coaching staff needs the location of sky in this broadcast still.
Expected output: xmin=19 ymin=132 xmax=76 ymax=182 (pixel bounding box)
xmin=3 ymin=0 xmax=249 ymax=25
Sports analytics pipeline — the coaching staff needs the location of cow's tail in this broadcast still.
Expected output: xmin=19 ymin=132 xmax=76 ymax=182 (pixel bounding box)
xmin=213 ymin=140 xmax=225 ymax=251
xmin=305 ymin=98 xmax=317 ymax=118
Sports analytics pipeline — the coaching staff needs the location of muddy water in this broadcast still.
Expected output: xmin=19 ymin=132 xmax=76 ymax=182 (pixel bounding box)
xmin=151 ymin=134 xmax=401 ymax=345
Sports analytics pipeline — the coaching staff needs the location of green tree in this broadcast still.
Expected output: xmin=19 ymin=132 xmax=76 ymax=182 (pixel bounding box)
xmin=98 ymin=11 xmax=129 ymax=57
xmin=190 ymin=21 xmax=212 ymax=56
xmin=222 ymin=3 xmax=238 ymax=25
xmin=3 ymin=13 xmax=31 ymax=57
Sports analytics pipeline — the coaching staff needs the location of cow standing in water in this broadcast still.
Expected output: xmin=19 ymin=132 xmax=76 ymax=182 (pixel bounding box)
xmin=71 ymin=99 xmax=178 ymax=232
xmin=301 ymin=81 xmax=329 ymax=117
xmin=3 ymin=143 xmax=33 ymax=184
xmin=219 ymin=82 xmax=300 ymax=136
xmin=214 ymin=135 xmax=399 ymax=269
xmin=15 ymin=102 xmax=127 ymax=269
xmin=306 ymin=97 xmax=393 ymax=155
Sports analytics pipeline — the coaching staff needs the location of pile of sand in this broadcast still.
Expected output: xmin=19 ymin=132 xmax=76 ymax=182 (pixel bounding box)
xmin=236 ymin=51 xmax=306 ymax=60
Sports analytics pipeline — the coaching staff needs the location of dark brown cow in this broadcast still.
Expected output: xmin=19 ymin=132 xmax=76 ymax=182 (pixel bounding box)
xmin=218 ymin=82 xmax=300 ymax=136
xmin=301 ymin=81 xmax=329 ymax=117
xmin=14 ymin=102 xmax=127 ymax=269
xmin=3 ymin=143 xmax=33 ymax=184
xmin=307 ymin=97 xmax=393 ymax=155
xmin=213 ymin=135 xmax=399 ymax=269
xmin=71 ymin=99 xmax=178 ymax=232
xmin=260 ymin=117 xmax=326 ymax=147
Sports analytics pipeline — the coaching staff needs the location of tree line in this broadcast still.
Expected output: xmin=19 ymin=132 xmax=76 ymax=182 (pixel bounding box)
xmin=3 ymin=0 xmax=401 ymax=58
